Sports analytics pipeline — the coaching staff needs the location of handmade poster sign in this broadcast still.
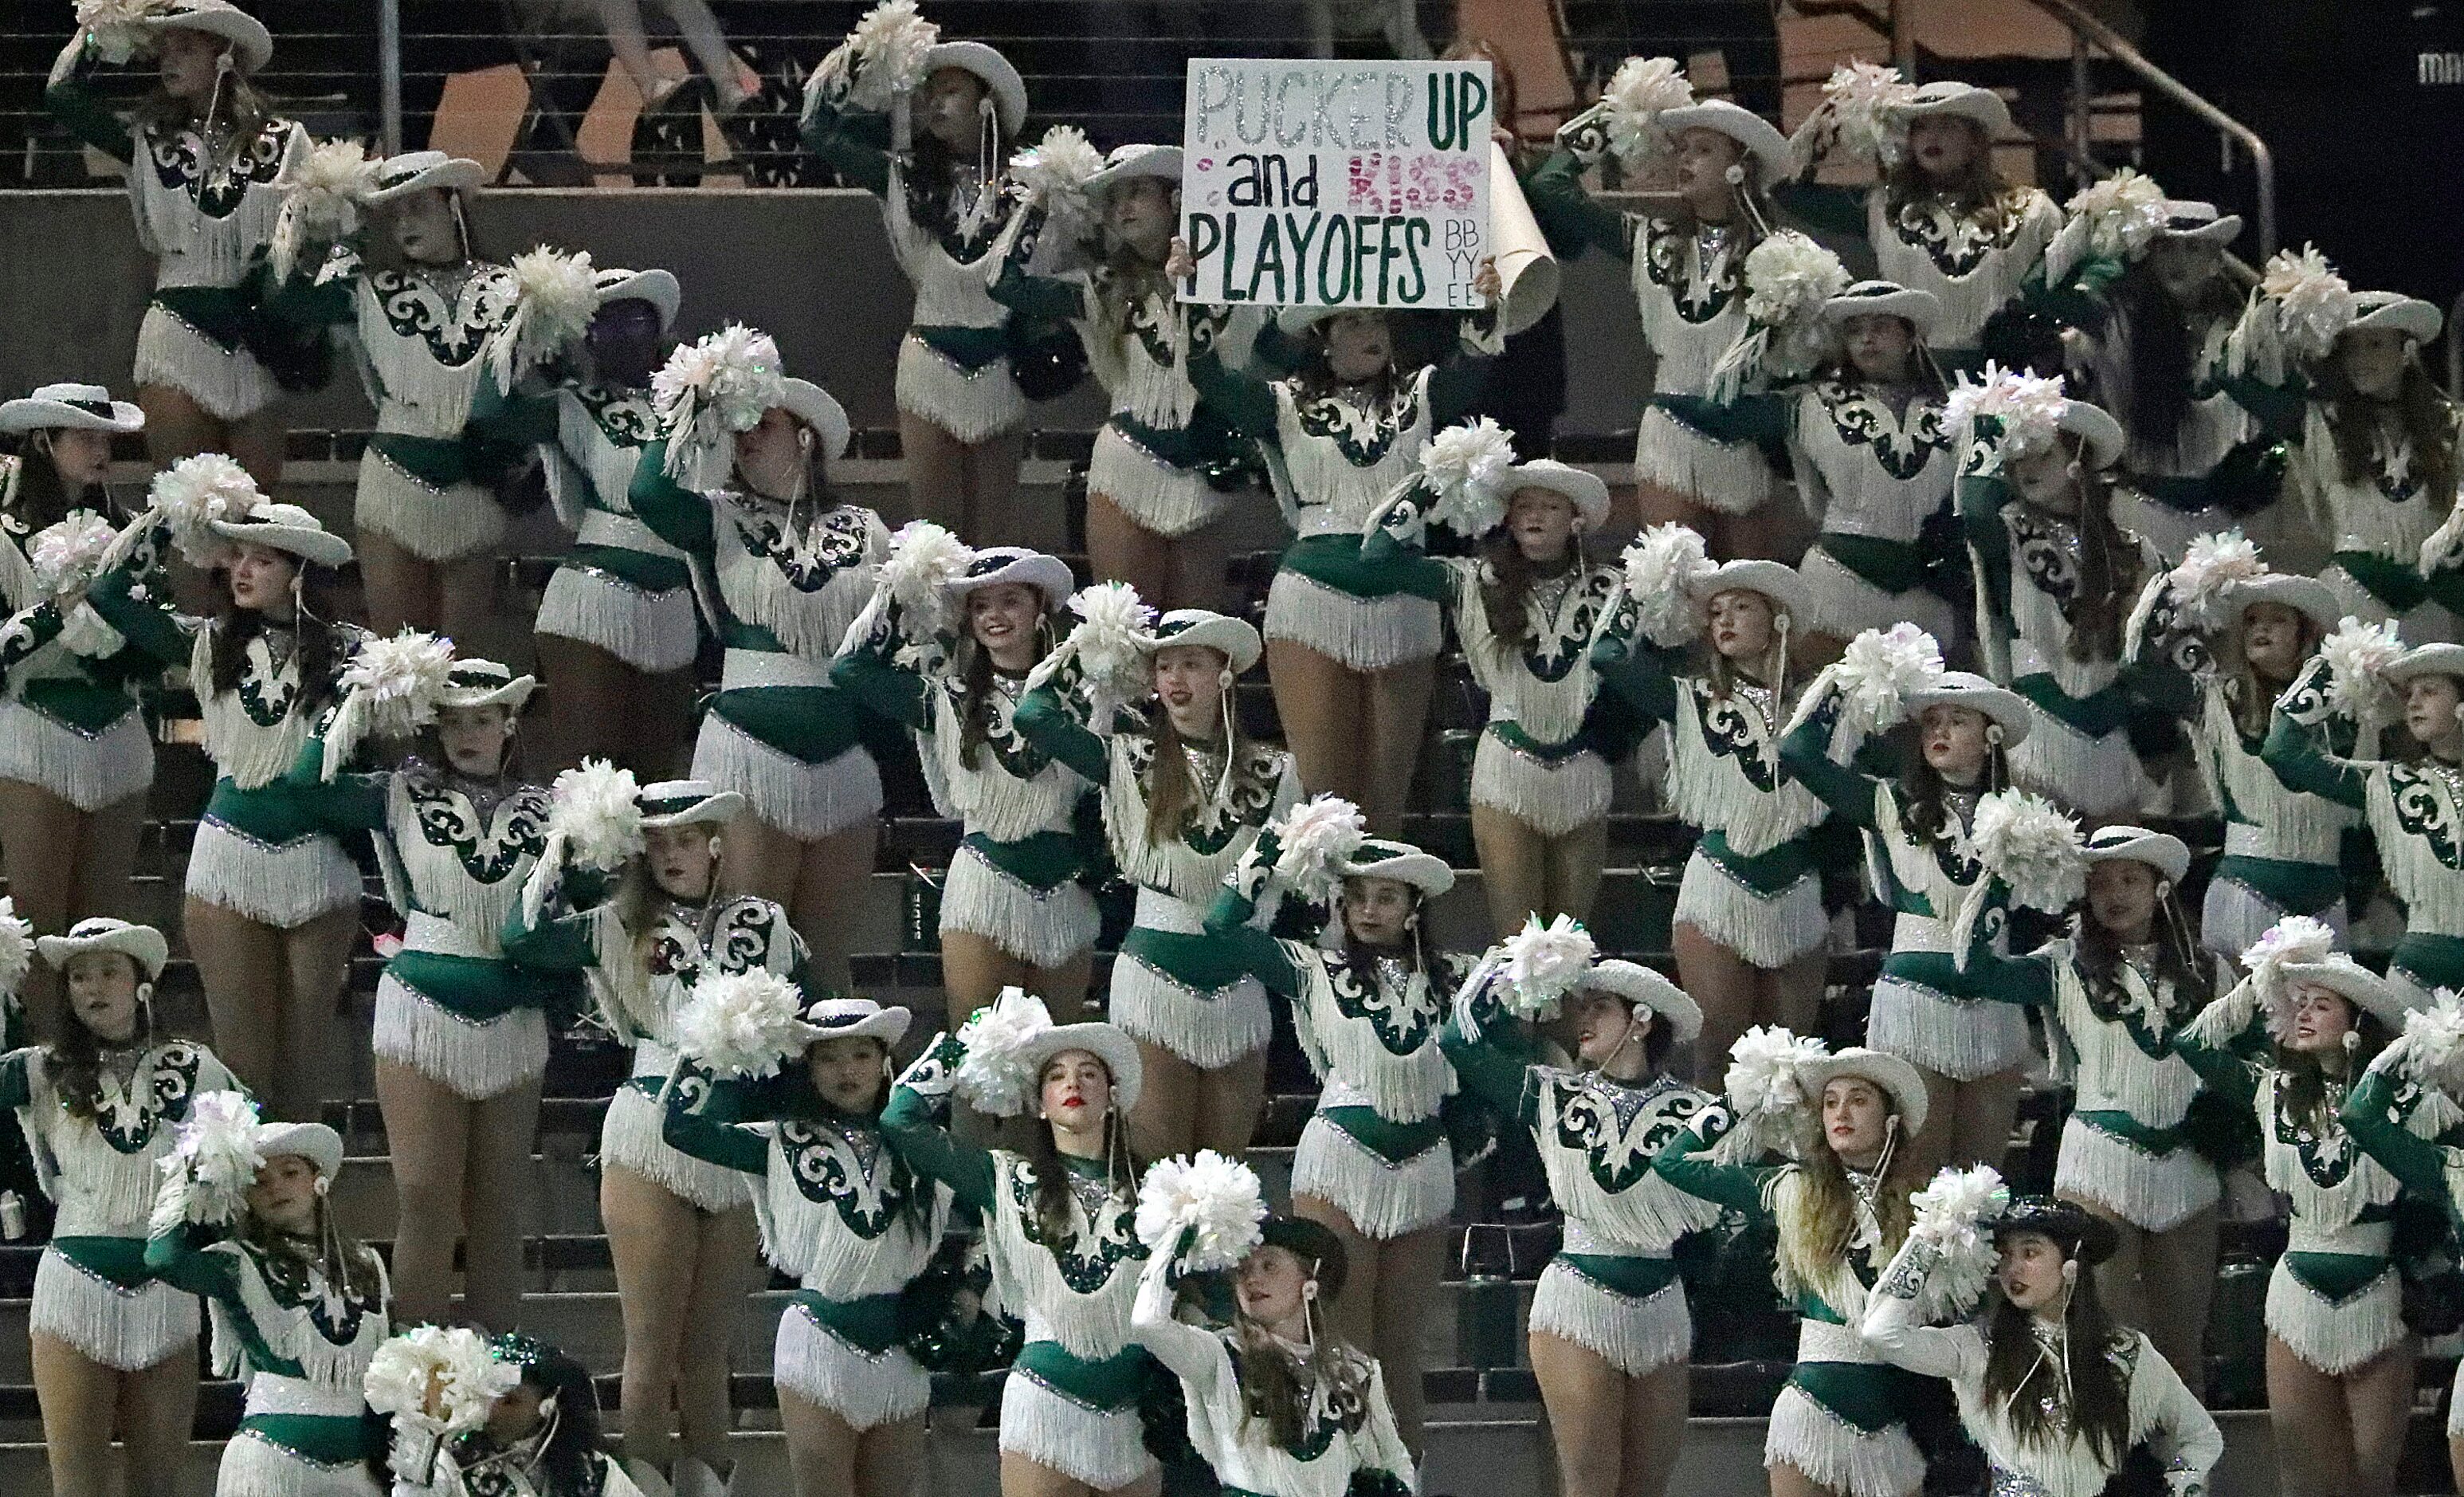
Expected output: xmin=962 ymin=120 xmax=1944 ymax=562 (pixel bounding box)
xmin=1179 ymin=58 xmax=1493 ymax=311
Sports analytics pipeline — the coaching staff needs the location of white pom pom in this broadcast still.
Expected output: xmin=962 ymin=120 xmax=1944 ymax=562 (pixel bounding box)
xmin=1831 ymin=623 xmax=1944 ymax=735
xmin=1496 ymin=914 xmax=1599 ymax=1020
xmin=30 ymin=509 xmax=118 ymax=596
xmin=363 ymin=1327 xmax=453 ymax=1427
xmin=954 ymin=987 xmax=1055 ymax=1118
xmin=1713 ymin=1024 xmax=1829 ymax=1162
xmin=2062 ymin=168 xmax=2170 ymax=262
xmin=841 ymin=0 xmax=940 ymax=107
xmin=488 ymin=246 xmax=600 ymax=387
xmin=1271 ymin=794 xmax=1368 ymax=902
xmin=2240 ymin=913 xmax=2339 ymax=1044
xmin=1066 ymin=580 xmax=1158 ymax=709
xmin=2319 ymin=616 xmax=2404 ymax=729
xmin=2402 ymin=990 xmax=2464 ymax=1094
xmin=1007 ymin=124 xmax=1107 ymax=222
xmin=1740 ymin=231 xmax=1852 ymax=328
xmin=674 ymin=969 xmax=819 ymax=1079
xmin=1416 ymin=418 xmax=1520 ymax=537
xmin=1597 ymin=55 xmax=1694 ymax=167
xmin=340 ymin=631 xmax=456 ymax=738
xmin=75 ymin=0 xmax=173 ymax=66
xmin=1134 ymin=1149 xmax=1269 ymax=1271
xmin=152 ymin=1090 xmax=265 ymax=1233
xmin=1970 ymin=789 xmax=2085 ymax=914
xmin=2258 ymin=244 xmax=2356 ymax=364
xmin=881 ymin=521 xmax=974 ymax=635
xmin=1618 ymin=524 xmax=1716 ymax=647
xmin=148 ymin=451 xmax=263 ymax=567
xmin=0 ymin=897 xmax=32 ymax=997
xmin=2168 ymin=529 xmax=2267 ymax=630
xmin=653 ymin=324 xmax=788 ymax=480
xmin=1907 ymin=1164 xmax=2010 ymax=1319
xmin=1944 ymin=362 xmax=2070 ymax=461
xmin=433 ymin=1327 xmax=520 ymax=1432
xmin=547 ymin=760 xmax=645 ymax=874
xmin=269 ymin=138 xmax=382 ymax=282
xmin=1817 ymin=61 xmax=1916 ymax=164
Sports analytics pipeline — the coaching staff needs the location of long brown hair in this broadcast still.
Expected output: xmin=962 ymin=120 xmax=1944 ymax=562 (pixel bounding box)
xmin=1979 ymin=1271 xmax=2132 ymax=1465
xmin=955 ymin=607 xmax=1054 ymax=770
xmin=239 ymin=1196 xmax=386 ymax=1304
xmin=2109 ymin=259 xmax=2244 ymax=452
xmin=2043 ymin=439 xmax=2140 ymax=665
xmin=1775 ymin=1130 xmax=1918 ymax=1299
xmin=1894 ymin=741 xmax=2009 ymax=849
xmin=2275 ymin=1008 xmax=2391 ymax=1126
xmin=2317 ymin=360 xmax=2459 ymax=511
xmin=1232 ymin=1319 xmax=1375 ymax=1451
xmin=44 ymin=955 xmax=152 ymax=1123
xmin=4 ymin=438 xmax=80 ymax=532
xmin=2226 ymin=611 xmax=2323 ymax=738
xmin=1884 ymin=128 xmax=2015 ymax=234
xmin=2072 ymin=887 xmax=2206 ymax=1035
xmin=133 ymin=73 xmax=273 ymax=157
xmin=1140 ymin=690 xmax=1258 ymax=847
xmin=1021 ymin=1071 xmax=1141 ymax=1247
xmin=205 ymin=569 xmax=344 ymax=707
xmin=1475 ymin=530 xmax=1580 ymax=652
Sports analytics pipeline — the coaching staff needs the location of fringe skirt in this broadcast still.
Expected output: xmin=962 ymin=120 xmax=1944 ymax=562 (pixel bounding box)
xmin=1262 ymin=571 xmax=1444 ymax=672
xmin=1868 ymin=971 xmax=2034 ymax=1082
xmin=1634 ymin=403 xmax=1774 ymax=517
xmin=1799 ymin=544 xmax=1953 ymax=644
xmin=691 ymin=713 xmax=883 ymax=842
xmin=1470 ymin=732 xmax=1611 ymax=838
xmin=184 ymin=819 xmax=362 ymax=929
xmin=2203 ymin=874 xmax=2345 ymax=968
xmin=1764 ymin=1384 xmax=1925 ymax=1497
xmin=354 ymin=448 xmax=508 ymax=564
xmin=30 ymin=1245 xmax=199 ymax=1372
xmin=1289 ymin=1114 xmax=1454 ymax=1240
xmin=1089 ymin=424 xmax=1231 ymax=538
xmin=2009 ymin=702 xmax=2154 ymax=819
xmin=601 ymin=1079 xmax=753 ymax=1214
xmin=1527 ymin=1261 xmax=1690 ymax=1377
xmin=0 ymin=700 xmax=154 ymax=811
xmin=2266 ymin=1259 xmax=2404 ymax=1376
xmin=942 ymin=840 xmax=1101 ymax=969
xmin=133 ymin=301 xmax=280 ymax=422
xmin=1108 ymin=945 xmax=1272 ymax=1069
xmin=1673 ymin=848 xmax=1827 ymax=969
xmin=536 ymin=564 xmax=702 ymax=675
xmin=2053 ymin=1117 xmax=2219 ymax=1234
xmin=775 ymin=1297 xmax=932 ymax=1432
xmin=372 ymin=973 xmax=550 ymax=1100
xmin=999 ymin=1364 xmax=1158 ymax=1491
xmin=897 ymin=334 xmax=1026 ymax=446
xmin=2323 ymin=561 xmax=2460 ymax=642
xmin=215 ymin=1429 xmax=383 ymax=1497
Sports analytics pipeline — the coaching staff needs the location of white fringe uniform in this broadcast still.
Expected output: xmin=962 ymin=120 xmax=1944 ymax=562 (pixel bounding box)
xmin=0 ymin=594 xmax=159 ymax=811
xmin=1787 ymin=380 xmax=1957 ymax=643
xmin=1277 ymin=945 xmax=1467 ymax=1239
xmin=185 ymin=627 xmax=367 ymax=929
xmin=1866 ymin=783 xmax=2032 ymax=1081
xmin=883 ymin=160 xmax=1026 ymax=444
xmin=2039 ymin=941 xmax=2224 ymax=1232
xmin=535 ymin=384 xmax=701 ymax=674
xmin=2288 ymin=400 xmax=2463 ymax=642
xmin=1131 ymin=1252 xmax=1418 ymax=1497
xmin=2190 ymin=680 xmax=2357 ymax=960
xmin=1446 ymin=558 xmax=1622 ymax=836
xmin=1 ymin=458 xmax=41 ymax=615
xmin=1624 ymin=217 xmax=1771 ymax=514
xmin=3 ymin=1042 xmax=237 ymax=1370
xmin=1866 ymin=185 xmax=2062 ymax=356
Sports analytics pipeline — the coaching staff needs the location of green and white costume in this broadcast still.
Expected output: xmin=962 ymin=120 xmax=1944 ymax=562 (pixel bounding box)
xmin=1791 ymin=380 xmax=1958 ymax=641
xmin=2265 ymin=660 xmax=2464 ymax=1005
xmin=146 ymin=1222 xmax=390 ymax=1497
xmin=1446 ymin=1003 xmax=1722 ymax=1377
xmin=2176 ymin=977 xmax=2454 ymax=1374
xmin=663 ymin=1074 xmax=950 ymax=1428
xmin=1441 ymin=555 xmax=1623 ymax=837
xmin=1595 ymin=629 xmax=1829 ymax=969
xmin=269 ymin=244 xmax=520 ymax=564
xmin=0 ymin=569 xmax=167 ymax=813
xmin=834 ymin=599 xmax=1098 ymax=968
xmin=884 ymin=1034 xmax=1159 ymax=1491
xmin=45 ymin=45 xmax=307 ymax=419
xmin=2281 ymin=398 xmax=2463 ymax=638
xmin=1779 ymin=177 xmax=2062 ymax=360
xmin=1191 ymin=316 xmax=1500 ymax=670
xmin=2342 ymin=1060 xmax=2464 ymax=1436
xmin=295 ymin=753 xmax=554 ymax=1099
xmin=633 ymin=437 xmax=889 ymax=839
xmin=505 ymin=862 xmax=807 ymax=1212
xmin=1 ymin=1040 xmax=237 ymax=1369
xmin=1014 ymin=674 xmax=1298 ymax=1067
xmin=1130 ymin=1251 xmax=1415 ymax=1497
xmin=1656 ymin=1110 xmax=1932 ymax=1497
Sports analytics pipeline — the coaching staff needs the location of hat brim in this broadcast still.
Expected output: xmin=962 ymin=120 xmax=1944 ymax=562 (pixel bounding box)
xmin=924 ymin=41 xmax=1028 ymax=138
xmin=1274 ymin=302 xmax=1387 ymax=336
xmin=253 ymin=1122 xmax=344 ymax=1180
xmin=0 ymin=396 xmax=145 ymax=435
xmin=206 ymin=518 xmax=353 ymax=569
xmin=1819 ymin=285 xmax=1943 ymax=341
xmin=778 ymin=378 xmax=851 ymax=462
xmin=1802 ymin=1049 xmax=1928 ymax=1138
xmin=2059 ymin=402 xmax=2126 ymax=470
xmin=1690 ymin=560 xmax=1810 ymax=627
xmin=1577 ymin=959 xmax=1702 ymax=1044
xmin=437 ymin=675 xmax=537 ymax=712
xmin=1145 ymin=614 xmax=1262 ymax=674
xmin=949 ymin=553 xmax=1076 ymax=608
xmin=364 ymin=159 xmax=487 ymax=206
xmin=1087 ymin=147 xmax=1182 ymax=203
xmin=2160 ymin=215 xmax=2241 ymax=245
xmin=36 ymin=926 xmax=170 ymax=980
xmin=1337 ymin=850 xmax=1456 ymax=897
xmin=139 ymin=8 xmax=273 ymax=73
xmin=638 ymin=791 xmax=744 ymax=829
xmin=1021 ymin=1022 xmax=1143 ymax=1115
xmin=1260 ymin=1216 xmax=1348 ymax=1299
xmin=1505 ymin=462 xmax=1611 ymax=531
xmin=2080 ymin=829 xmax=2191 ymax=884
xmin=2348 ymin=300 xmax=2443 ymax=344
xmin=2278 ymin=959 xmax=2416 ymax=1033
xmin=805 ymin=1008 xmax=913 ymax=1048
xmin=1903 ymin=680 xmax=2033 ymax=747
xmin=1654 ymin=101 xmax=1790 ymax=183
xmin=2386 ymin=643 xmax=2464 ymax=686
xmin=595 ymin=269 xmax=681 ymax=332
xmin=2231 ymin=574 xmax=2341 ymax=634
xmin=1889 ymin=86 xmax=2011 ymax=139
xmin=1987 ymin=1199 xmax=2118 ymax=1267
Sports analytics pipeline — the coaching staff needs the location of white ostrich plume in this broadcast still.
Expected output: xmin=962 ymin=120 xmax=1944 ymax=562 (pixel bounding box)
xmin=1134 ymin=1150 xmax=1268 ymax=1271
xmin=676 ymin=969 xmax=821 ymax=1079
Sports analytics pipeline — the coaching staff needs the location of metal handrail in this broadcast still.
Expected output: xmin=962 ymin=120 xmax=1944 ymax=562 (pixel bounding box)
xmin=2448 ymin=290 xmax=2464 ymax=399
xmin=2019 ymin=0 xmax=2274 ymax=255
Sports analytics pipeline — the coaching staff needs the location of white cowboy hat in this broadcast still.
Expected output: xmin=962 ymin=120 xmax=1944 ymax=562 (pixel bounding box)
xmin=1819 ymin=281 xmax=1943 ymax=342
xmin=2231 ymin=573 xmax=2340 ymax=634
xmin=1800 ymin=1047 xmax=1929 ymax=1138
xmin=1273 ymin=303 xmax=1394 ymax=337
xmin=436 ymin=658 xmax=536 ymax=713
xmin=36 ymin=916 xmax=169 ymax=981
xmin=802 ymin=996 xmax=912 ymax=1048
xmin=777 ymin=377 xmax=851 ymax=463
xmin=2157 ymin=201 xmax=2242 ymax=245
xmin=592 ymin=267 xmax=681 ymax=332
xmin=209 ymin=501 xmax=352 ymax=569
xmin=2344 ymin=291 xmax=2443 ymax=345
xmin=2278 ymin=956 xmax=2417 ymax=1033
xmin=924 ymin=41 xmax=1028 ymax=138
xmin=1145 ymin=608 xmax=1262 ymax=674
xmin=1086 ymin=143 xmax=1181 ymax=206
xmin=1904 ymin=670 xmax=2033 ymax=747
xmin=1576 ymin=958 xmax=1702 ymax=1045
xmin=1504 ymin=460 xmax=1611 ymax=531
xmin=363 ymin=151 xmax=486 ymax=205
xmin=2053 ymin=398 xmax=2126 ymax=470
xmin=1887 ymin=80 xmax=2011 ymax=139
xmin=2080 ymin=824 xmax=2191 ymax=885
xmin=1654 ymin=100 xmax=1790 ymax=183
xmin=1689 ymin=558 xmax=1809 ymax=627
xmin=636 ymin=779 xmax=745 ymax=830
xmin=1336 ymin=837 xmax=1456 ymax=897
xmin=1019 ymin=1020 xmax=1144 ymax=1116
xmin=138 ymin=0 xmax=272 ymax=75
xmin=253 ymin=1120 xmax=344 ymax=1180
xmin=2386 ymin=642 xmax=2464 ymax=686
xmin=947 ymin=548 xmax=1075 ymax=609
xmin=0 ymin=382 xmax=144 ymax=435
